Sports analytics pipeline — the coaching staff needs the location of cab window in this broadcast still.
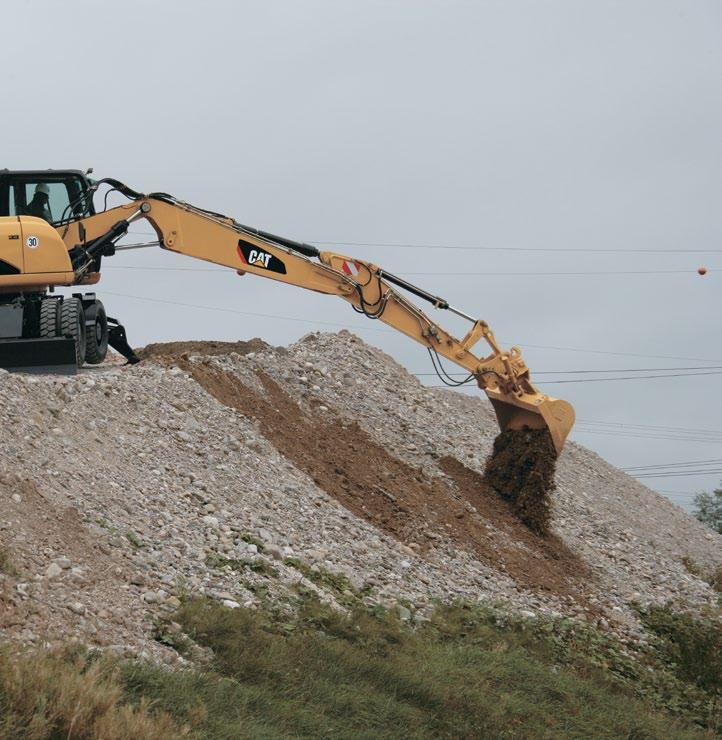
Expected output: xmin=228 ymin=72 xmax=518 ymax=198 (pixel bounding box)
xmin=4 ymin=178 xmax=91 ymax=224
xmin=24 ymin=182 xmax=71 ymax=224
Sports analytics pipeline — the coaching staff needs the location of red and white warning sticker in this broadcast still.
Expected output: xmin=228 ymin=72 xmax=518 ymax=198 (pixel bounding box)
xmin=341 ymin=260 xmax=361 ymax=277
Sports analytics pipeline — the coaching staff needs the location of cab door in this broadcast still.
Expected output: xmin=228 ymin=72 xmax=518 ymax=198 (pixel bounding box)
xmin=20 ymin=217 xmax=73 ymax=274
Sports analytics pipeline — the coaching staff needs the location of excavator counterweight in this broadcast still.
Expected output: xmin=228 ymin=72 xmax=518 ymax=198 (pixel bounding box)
xmin=0 ymin=170 xmax=575 ymax=454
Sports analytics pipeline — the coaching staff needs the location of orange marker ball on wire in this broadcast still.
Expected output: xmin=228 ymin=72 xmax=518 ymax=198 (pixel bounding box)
xmin=698 ymin=266 xmax=707 ymax=275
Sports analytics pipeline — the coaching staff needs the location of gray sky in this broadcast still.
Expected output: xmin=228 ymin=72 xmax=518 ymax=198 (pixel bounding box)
xmin=4 ymin=0 xmax=721 ymax=510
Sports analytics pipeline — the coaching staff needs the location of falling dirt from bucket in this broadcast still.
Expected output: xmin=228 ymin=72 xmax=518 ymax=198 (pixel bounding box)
xmin=483 ymin=428 xmax=558 ymax=536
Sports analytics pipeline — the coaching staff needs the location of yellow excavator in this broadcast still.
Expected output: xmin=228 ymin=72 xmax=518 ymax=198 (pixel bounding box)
xmin=0 ymin=169 xmax=575 ymax=454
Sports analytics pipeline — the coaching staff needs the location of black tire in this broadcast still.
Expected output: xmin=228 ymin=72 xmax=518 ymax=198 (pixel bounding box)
xmin=84 ymin=300 xmax=109 ymax=365
xmin=59 ymin=297 xmax=86 ymax=367
xmin=39 ymin=298 xmax=59 ymax=338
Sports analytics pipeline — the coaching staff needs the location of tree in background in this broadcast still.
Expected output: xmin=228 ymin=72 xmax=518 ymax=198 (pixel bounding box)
xmin=693 ymin=486 xmax=722 ymax=534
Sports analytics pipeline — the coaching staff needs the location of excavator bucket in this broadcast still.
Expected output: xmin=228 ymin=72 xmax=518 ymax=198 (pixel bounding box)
xmin=485 ymin=389 xmax=575 ymax=456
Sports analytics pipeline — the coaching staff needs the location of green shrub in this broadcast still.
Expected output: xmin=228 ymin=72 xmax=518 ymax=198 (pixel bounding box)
xmin=637 ymin=605 xmax=721 ymax=697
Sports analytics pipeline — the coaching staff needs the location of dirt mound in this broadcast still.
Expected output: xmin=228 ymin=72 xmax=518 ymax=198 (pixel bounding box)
xmin=137 ymin=338 xmax=271 ymax=360
xmin=484 ymin=429 xmax=557 ymax=536
xmin=1 ymin=329 xmax=719 ymax=657
xmin=183 ymin=359 xmax=592 ymax=605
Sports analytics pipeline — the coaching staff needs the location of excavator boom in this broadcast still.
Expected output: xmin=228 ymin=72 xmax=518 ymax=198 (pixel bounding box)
xmin=0 ymin=174 xmax=575 ymax=454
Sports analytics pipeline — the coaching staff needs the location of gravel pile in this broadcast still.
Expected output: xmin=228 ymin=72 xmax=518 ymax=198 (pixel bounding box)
xmin=0 ymin=331 xmax=719 ymax=660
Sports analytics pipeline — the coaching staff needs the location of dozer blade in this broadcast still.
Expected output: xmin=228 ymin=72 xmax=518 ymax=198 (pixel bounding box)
xmin=485 ymin=388 xmax=575 ymax=456
xmin=0 ymin=338 xmax=78 ymax=375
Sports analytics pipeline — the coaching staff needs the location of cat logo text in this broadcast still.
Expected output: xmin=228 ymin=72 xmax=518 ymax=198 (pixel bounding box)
xmin=237 ymin=239 xmax=287 ymax=275
xmin=249 ymin=249 xmax=272 ymax=268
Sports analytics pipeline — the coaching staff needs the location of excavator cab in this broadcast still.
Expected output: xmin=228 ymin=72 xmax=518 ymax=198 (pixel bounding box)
xmin=0 ymin=169 xmax=95 ymax=225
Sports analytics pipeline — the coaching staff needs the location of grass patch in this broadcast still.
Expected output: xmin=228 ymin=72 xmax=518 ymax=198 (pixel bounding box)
xmin=153 ymin=620 xmax=194 ymax=654
xmin=283 ymin=557 xmax=359 ymax=604
xmin=0 ymin=547 xmax=18 ymax=577
xmin=205 ymin=553 xmax=278 ymax=578
xmin=710 ymin=566 xmax=722 ymax=596
xmin=96 ymin=517 xmax=120 ymax=536
xmin=126 ymin=530 xmax=144 ymax=550
xmin=0 ymin=648 xmax=181 ymax=738
xmin=475 ymin=603 xmax=721 ymax=732
xmin=2 ymin=598 xmax=718 ymax=738
xmin=121 ymin=598 xmax=712 ymax=738
xmin=239 ymin=533 xmax=265 ymax=551
xmin=284 ymin=557 xmax=370 ymax=608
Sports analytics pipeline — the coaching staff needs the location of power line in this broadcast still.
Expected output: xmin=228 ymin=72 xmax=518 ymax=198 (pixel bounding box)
xmin=413 ymin=366 xmax=722 ymax=376
xmin=401 ymin=269 xmax=719 ymax=277
xmin=576 ymin=419 xmax=722 ymax=436
xmin=535 ymin=366 xmax=722 ymax=375
xmin=540 ymin=370 xmax=722 ymax=384
xmin=623 ymin=458 xmax=722 ymax=472
xmin=626 ymin=465 xmax=722 ymax=477
xmin=509 ymin=344 xmax=721 ymax=364
xmin=547 ymin=419 xmax=722 ymax=444
xmin=633 ymin=469 xmax=722 ymax=479
xmin=311 ymin=240 xmax=722 ymax=255
xmin=104 ymin=264 xmax=719 ymax=277
xmin=426 ymin=370 xmax=722 ymax=387
xmin=572 ymin=429 xmax=722 ymax=445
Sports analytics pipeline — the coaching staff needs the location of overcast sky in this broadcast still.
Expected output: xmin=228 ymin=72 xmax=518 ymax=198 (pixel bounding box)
xmin=4 ymin=0 xmax=721 ymax=510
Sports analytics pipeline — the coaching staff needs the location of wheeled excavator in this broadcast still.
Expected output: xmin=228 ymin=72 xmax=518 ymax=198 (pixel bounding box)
xmin=0 ymin=169 xmax=575 ymax=454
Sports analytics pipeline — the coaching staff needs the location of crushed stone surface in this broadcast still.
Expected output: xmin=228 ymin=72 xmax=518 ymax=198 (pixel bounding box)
xmin=0 ymin=330 xmax=719 ymax=660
